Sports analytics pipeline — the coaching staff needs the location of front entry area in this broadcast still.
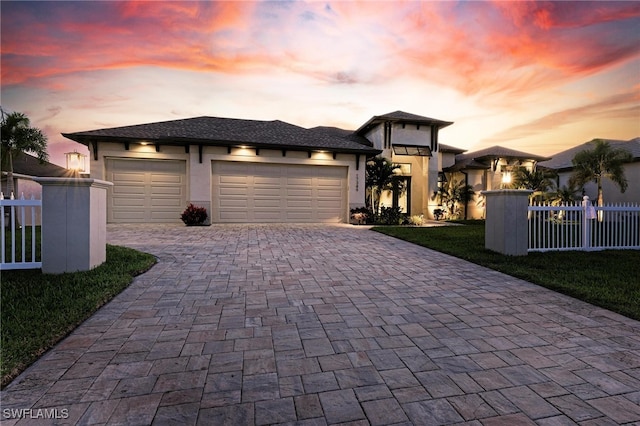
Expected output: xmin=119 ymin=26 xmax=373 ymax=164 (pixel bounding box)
xmin=211 ymin=161 xmax=347 ymax=223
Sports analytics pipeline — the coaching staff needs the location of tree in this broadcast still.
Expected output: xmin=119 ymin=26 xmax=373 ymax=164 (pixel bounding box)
xmin=568 ymin=139 xmax=632 ymax=207
xmin=434 ymin=176 xmax=475 ymax=219
xmin=513 ymin=167 xmax=555 ymax=202
xmin=1 ymin=108 xmax=48 ymax=196
xmin=365 ymin=156 xmax=402 ymax=215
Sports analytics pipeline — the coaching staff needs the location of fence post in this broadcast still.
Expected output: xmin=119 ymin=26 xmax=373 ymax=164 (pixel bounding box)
xmin=582 ymin=195 xmax=596 ymax=251
xmin=482 ymin=189 xmax=532 ymax=256
xmin=34 ymin=177 xmax=113 ymax=274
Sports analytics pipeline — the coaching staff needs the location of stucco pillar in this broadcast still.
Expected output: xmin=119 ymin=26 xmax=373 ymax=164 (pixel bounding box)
xmin=482 ymin=189 xmax=532 ymax=256
xmin=34 ymin=177 xmax=113 ymax=274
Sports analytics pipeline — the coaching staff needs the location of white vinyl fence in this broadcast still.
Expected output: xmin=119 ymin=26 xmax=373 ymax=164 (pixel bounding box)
xmin=528 ymin=198 xmax=640 ymax=252
xmin=0 ymin=192 xmax=42 ymax=270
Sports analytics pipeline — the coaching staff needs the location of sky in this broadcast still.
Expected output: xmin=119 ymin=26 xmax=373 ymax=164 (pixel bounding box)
xmin=1 ymin=0 xmax=639 ymax=168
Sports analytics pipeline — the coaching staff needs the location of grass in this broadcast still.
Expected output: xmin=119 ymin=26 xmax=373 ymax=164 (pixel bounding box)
xmin=1 ymin=244 xmax=156 ymax=387
xmin=373 ymin=221 xmax=640 ymax=321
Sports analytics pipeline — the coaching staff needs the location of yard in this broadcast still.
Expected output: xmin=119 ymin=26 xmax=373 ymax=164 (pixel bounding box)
xmin=1 ymin=243 xmax=156 ymax=387
xmin=374 ymin=221 xmax=640 ymax=322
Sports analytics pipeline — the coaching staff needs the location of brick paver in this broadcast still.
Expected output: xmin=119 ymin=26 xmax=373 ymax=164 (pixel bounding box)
xmin=1 ymin=223 xmax=639 ymax=425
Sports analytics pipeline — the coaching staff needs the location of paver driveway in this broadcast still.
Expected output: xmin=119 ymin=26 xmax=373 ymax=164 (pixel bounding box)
xmin=2 ymin=224 xmax=640 ymax=425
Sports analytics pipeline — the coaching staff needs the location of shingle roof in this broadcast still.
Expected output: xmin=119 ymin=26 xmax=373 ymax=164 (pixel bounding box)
xmin=355 ymin=110 xmax=453 ymax=134
xmin=538 ymin=137 xmax=640 ymax=171
xmin=439 ymin=144 xmax=466 ymax=154
xmin=308 ymin=126 xmax=373 ymax=147
xmin=63 ymin=116 xmax=380 ymax=155
xmin=4 ymin=153 xmax=71 ymax=178
xmin=456 ymin=145 xmax=551 ymax=162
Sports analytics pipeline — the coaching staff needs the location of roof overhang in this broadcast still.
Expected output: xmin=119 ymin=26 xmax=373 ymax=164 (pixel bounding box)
xmin=61 ymin=133 xmax=382 ymax=157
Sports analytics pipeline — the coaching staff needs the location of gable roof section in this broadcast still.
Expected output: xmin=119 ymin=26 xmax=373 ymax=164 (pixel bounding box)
xmin=63 ymin=116 xmax=380 ymax=155
xmin=538 ymin=137 xmax=640 ymax=172
xmin=445 ymin=145 xmax=550 ymax=172
xmin=355 ymin=110 xmax=453 ymax=135
xmin=4 ymin=153 xmax=71 ymax=178
xmin=456 ymin=145 xmax=551 ymax=162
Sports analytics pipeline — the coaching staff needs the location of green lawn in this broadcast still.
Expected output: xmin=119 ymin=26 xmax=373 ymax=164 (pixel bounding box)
xmin=373 ymin=222 xmax=640 ymax=321
xmin=1 ymin=245 xmax=156 ymax=387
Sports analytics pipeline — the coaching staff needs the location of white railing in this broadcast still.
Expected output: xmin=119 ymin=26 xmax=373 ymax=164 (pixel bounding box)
xmin=0 ymin=192 xmax=42 ymax=270
xmin=528 ymin=198 xmax=640 ymax=252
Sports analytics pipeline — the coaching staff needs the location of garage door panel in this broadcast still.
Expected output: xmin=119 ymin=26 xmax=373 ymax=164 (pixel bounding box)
xmin=287 ymin=189 xmax=312 ymax=197
xmin=220 ymin=199 xmax=248 ymax=208
xmin=220 ymin=175 xmax=249 ymax=184
xmin=287 ymin=177 xmax=313 ymax=186
xmin=112 ymin=186 xmax=145 ymax=195
xmin=254 ymin=176 xmax=280 ymax=185
xmin=107 ymin=159 xmax=186 ymax=223
xmin=254 ymin=199 xmax=281 ymax=208
xmin=213 ymin=161 xmax=346 ymax=223
xmin=254 ymin=188 xmax=281 ymax=197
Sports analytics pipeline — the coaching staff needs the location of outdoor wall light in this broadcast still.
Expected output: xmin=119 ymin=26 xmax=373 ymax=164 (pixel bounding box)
xmin=65 ymin=150 xmax=87 ymax=173
xmin=501 ymin=171 xmax=512 ymax=185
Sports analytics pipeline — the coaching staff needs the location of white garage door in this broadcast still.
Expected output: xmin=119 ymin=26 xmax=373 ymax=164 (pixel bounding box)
xmin=212 ymin=161 xmax=347 ymax=223
xmin=106 ymin=158 xmax=187 ymax=223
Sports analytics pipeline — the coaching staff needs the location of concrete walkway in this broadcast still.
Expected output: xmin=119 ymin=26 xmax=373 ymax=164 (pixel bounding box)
xmin=2 ymin=224 xmax=640 ymax=425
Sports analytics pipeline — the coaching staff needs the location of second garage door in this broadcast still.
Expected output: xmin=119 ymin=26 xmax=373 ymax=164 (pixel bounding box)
xmin=106 ymin=158 xmax=187 ymax=223
xmin=212 ymin=162 xmax=347 ymax=223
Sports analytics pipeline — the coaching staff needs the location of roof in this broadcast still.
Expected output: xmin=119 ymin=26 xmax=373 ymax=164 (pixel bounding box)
xmin=308 ymin=126 xmax=373 ymax=147
xmin=444 ymin=145 xmax=550 ymax=172
xmin=538 ymin=137 xmax=640 ymax=171
xmin=355 ymin=110 xmax=454 ymax=135
xmin=439 ymin=143 xmax=466 ymax=154
xmin=456 ymin=145 xmax=551 ymax=162
xmin=63 ymin=116 xmax=380 ymax=155
xmin=3 ymin=153 xmax=71 ymax=178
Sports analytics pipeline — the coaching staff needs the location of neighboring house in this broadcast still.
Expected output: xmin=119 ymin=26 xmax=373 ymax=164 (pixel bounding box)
xmin=444 ymin=146 xmax=550 ymax=219
xmin=538 ymin=137 xmax=640 ymax=204
xmin=63 ymin=117 xmax=380 ymax=224
xmin=1 ymin=152 xmax=71 ymax=199
xmin=1 ymin=153 xmax=71 ymax=225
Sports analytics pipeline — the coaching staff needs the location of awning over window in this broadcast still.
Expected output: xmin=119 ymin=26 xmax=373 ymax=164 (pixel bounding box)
xmin=392 ymin=144 xmax=432 ymax=156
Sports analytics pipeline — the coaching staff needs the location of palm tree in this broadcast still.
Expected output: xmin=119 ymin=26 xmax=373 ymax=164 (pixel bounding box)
xmin=1 ymin=108 xmax=48 ymax=196
xmin=365 ymin=156 xmax=402 ymax=215
xmin=568 ymin=139 xmax=633 ymax=208
xmin=434 ymin=177 xmax=475 ymax=219
xmin=513 ymin=167 xmax=555 ymax=202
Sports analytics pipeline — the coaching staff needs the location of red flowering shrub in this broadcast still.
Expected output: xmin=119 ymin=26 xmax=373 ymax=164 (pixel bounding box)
xmin=180 ymin=203 xmax=208 ymax=225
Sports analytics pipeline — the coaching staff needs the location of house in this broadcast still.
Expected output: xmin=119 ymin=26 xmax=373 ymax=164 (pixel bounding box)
xmin=1 ymin=152 xmax=71 ymax=199
xmin=443 ymin=146 xmax=550 ymax=219
xmin=538 ymin=137 xmax=640 ymax=204
xmin=63 ymin=117 xmax=381 ymax=224
xmin=1 ymin=153 xmax=71 ymax=225
xmin=352 ymin=111 xmax=458 ymax=218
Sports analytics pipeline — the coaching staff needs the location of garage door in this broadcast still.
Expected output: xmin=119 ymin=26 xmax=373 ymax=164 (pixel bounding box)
xmin=106 ymin=158 xmax=187 ymax=223
xmin=212 ymin=162 xmax=347 ymax=223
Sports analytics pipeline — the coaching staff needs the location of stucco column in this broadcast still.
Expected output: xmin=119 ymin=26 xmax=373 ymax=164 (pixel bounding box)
xmin=34 ymin=177 xmax=113 ymax=274
xmin=482 ymin=189 xmax=532 ymax=256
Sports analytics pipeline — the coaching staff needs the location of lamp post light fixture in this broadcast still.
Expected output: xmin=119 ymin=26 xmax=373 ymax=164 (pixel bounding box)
xmin=65 ymin=150 xmax=87 ymax=173
xmin=501 ymin=171 xmax=512 ymax=187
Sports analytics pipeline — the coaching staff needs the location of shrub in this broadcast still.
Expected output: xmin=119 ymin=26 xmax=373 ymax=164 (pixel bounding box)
xmin=408 ymin=215 xmax=424 ymax=226
xmin=379 ymin=206 xmax=405 ymax=225
xmin=350 ymin=207 xmax=372 ymax=224
xmin=180 ymin=203 xmax=208 ymax=225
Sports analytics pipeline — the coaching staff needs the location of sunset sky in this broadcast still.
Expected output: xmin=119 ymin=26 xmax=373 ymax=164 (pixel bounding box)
xmin=2 ymin=1 xmax=639 ymax=168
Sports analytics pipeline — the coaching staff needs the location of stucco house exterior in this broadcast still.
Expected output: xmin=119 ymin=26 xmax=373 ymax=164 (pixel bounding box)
xmin=63 ymin=111 xmax=468 ymax=224
xmin=63 ymin=116 xmax=381 ymax=224
xmin=443 ymin=146 xmax=551 ymax=219
xmin=538 ymin=137 xmax=640 ymax=204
